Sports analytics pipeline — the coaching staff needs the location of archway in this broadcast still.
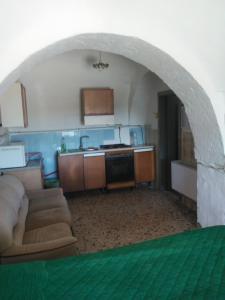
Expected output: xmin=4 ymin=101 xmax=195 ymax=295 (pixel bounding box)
xmin=0 ymin=33 xmax=224 ymax=226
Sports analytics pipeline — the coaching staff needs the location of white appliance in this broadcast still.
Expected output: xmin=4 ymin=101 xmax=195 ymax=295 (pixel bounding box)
xmin=0 ymin=143 xmax=26 ymax=169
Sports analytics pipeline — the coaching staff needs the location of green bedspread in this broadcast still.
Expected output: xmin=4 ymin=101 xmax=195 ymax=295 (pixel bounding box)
xmin=1 ymin=226 xmax=225 ymax=299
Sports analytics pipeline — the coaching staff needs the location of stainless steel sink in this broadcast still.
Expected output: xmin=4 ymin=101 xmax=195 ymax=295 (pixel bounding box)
xmin=60 ymin=147 xmax=99 ymax=154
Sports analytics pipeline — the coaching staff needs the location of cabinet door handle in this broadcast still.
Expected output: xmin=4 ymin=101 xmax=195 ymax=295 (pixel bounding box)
xmin=84 ymin=153 xmax=105 ymax=158
xmin=134 ymin=148 xmax=154 ymax=153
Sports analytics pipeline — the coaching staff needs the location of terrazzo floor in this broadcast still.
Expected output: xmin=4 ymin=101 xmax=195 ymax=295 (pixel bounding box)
xmin=68 ymin=188 xmax=198 ymax=254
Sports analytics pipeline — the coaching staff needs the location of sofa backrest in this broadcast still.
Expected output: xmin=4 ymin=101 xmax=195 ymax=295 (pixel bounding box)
xmin=0 ymin=174 xmax=25 ymax=199
xmin=0 ymin=175 xmax=25 ymax=253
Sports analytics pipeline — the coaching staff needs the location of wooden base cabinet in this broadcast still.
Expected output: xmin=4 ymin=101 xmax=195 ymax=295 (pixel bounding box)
xmin=58 ymin=148 xmax=155 ymax=193
xmin=84 ymin=153 xmax=106 ymax=190
xmin=134 ymin=149 xmax=155 ymax=183
xmin=58 ymin=155 xmax=84 ymax=193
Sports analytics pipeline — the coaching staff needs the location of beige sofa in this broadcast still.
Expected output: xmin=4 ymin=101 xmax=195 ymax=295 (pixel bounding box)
xmin=0 ymin=174 xmax=77 ymax=264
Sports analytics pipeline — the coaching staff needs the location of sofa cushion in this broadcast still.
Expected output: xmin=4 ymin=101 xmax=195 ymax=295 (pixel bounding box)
xmin=23 ymin=223 xmax=73 ymax=244
xmin=29 ymin=195 xmax=67 ymax=213
xmin=26 ymin=206 xmax=72 ymax=231
xmin=0 ymin=181 xmax=22 ymax=214
xmin=2 ymin=232 xmax=77 ymax=263
xmin=0 ymin=174 xmax=25 ymax=199
xmin=0 ymin=218 xmax=13 ymax=253
xmin=13 ymin=196 xmax=29 ymax=246
xmin=27 ymin=188 xmax=63 ymax=200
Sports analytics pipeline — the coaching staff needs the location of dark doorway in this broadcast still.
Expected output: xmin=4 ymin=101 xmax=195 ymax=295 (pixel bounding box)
xmin=158 ymin=91 xmax=182 ymax=190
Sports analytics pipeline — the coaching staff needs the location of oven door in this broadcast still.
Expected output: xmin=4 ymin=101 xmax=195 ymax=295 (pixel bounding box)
xmin=106 ymin=151 xmax=134 ymax=184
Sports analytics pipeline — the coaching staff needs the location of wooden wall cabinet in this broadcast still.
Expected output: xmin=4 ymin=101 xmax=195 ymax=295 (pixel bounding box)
xmin=84 ymin=153 xmax=106 ymax=190
xmin=0 ymin=82 xmax=28 ymax=128
xmin=82 ymin=88 xmax=114 ymax=116
xmin=134 ymin=150 xmax=155 ymax=183
xmin=58 ymin=155 xmax=84 ymax=192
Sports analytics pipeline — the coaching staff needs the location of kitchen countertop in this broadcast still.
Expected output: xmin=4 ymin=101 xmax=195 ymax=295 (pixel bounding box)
xmin=58 ymin=144 xmax=155 ymax=156
xmin=0 ymin=159 xmax=42 ymax=172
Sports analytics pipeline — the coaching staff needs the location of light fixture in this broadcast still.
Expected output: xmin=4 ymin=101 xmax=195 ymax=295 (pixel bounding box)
xmin=93 ymin=52 xmax=109 ymax=70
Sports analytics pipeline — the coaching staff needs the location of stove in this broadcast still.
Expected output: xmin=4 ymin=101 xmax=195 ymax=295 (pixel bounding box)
xmin=100 ymin=143 xmax=130 ymax=150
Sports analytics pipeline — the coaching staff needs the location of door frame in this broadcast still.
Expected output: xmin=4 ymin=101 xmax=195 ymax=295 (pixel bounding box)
xmin=157 ymin=90 xmax=181 ymax=190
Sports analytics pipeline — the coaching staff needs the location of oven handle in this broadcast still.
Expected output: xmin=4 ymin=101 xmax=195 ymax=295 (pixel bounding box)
xmin=106 ymin=153 xmax=134 ymax=160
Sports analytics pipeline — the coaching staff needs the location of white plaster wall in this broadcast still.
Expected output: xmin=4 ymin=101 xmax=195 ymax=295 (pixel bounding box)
xmin=0 ymin=0 xmax=224 ymax=91
xmin=0 ymin=2 xmax=223 ymax=165
xmin=16 ymin=50 xmax=154 ymax=131
xmin=0 ymin=0 xmax=224 ymax=147
xmin=130 ymin=72 xmax=168 ymax=128
xmin=198 ymin=164 xmax=225 ymax=227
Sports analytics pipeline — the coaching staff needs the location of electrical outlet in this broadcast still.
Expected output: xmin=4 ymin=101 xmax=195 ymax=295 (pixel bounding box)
xmin=62 ymin=131 xmax=74 ymax=137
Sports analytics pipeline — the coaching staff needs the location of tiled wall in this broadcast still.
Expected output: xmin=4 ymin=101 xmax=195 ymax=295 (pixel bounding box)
xmin=10 ymin=126 xmax=145 ymax=179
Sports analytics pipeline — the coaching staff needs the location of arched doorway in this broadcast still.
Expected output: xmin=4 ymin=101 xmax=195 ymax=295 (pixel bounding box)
xmin=0 ymin=33 xmax=224 ymax=226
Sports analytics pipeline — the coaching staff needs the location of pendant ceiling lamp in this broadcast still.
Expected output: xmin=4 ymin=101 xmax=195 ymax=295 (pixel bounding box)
xmin=93 ymin=52 xmax=109 ymax=70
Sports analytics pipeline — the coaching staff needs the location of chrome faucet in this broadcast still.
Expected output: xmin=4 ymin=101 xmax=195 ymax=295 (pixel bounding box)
xmin=79 ymin=135 xmax=89 ymax=150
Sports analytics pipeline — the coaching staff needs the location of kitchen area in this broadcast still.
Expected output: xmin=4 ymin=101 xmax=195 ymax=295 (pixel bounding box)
xmin=0 ymin=49 xmax=196 ymax=202
xmin=58 ymin=143 xmax=155 ymax=193
xmin=0 ymin=83 xmax=156 ymax=194
xmin=58 ymin=87 xmax=155 ymax=193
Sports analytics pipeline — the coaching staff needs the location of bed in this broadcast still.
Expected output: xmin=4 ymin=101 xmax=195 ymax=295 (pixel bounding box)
xmin=1 ymin=226 xmax=225 ymax=299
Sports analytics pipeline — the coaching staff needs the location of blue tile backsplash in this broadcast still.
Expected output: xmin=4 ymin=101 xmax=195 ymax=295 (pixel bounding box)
xmin=10 ymin=126 xmax=145 ymax=179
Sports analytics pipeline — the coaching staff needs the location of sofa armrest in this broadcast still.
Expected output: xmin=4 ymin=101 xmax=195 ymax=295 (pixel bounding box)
xmin=2 ymin=236 xmax=77 ymax=257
